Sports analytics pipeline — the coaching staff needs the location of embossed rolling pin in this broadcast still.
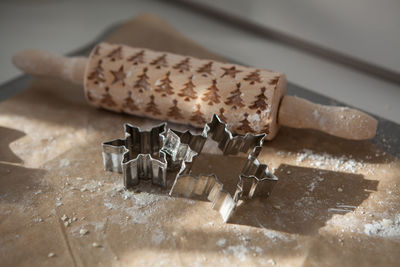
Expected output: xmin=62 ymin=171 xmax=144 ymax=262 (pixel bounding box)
xmin=13 ymin=42 xmax=377 ymax=140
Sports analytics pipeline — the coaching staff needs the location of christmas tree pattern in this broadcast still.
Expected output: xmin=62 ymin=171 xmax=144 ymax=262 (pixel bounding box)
xmin=268 ymin=76 xmax=280 ymax=90
xmin=190 ymin=104 xmax=206 ymax=124
xmin=218 ymin=108 xmax=228 ymax=123
xmin=107 ymin=46 xmax=123 ymax=61
xmin=173 ymin=57 xmax=190 ymax=73
xmin=145 ymin=95 xmax=161 ymax=115
xmin=268 ymin=76 xmax=280 ymax=86
xmin=127 ymin=50 xmax=145 ymax=65
xmin=244 ymin=70 xmax=262 ymax=85
xmin=221 ymin=66 xmax=242 ymax=78
xmin=249 ymin=87 xmax=268 ymax=114
xmin=167 ymin=99 xmax=184 ymax=120
xmin=178 ymin=75 xmax=197 ymax=101
xmin=197 ymin=61 xmax=213 ymax=77
xmin=110 ymin=65 xmax=126 ymax=86
xmin=86 ymin=90 xmax=95 ymax=102
xmin=237 ymin=113 xmax=254 ymax=133
xmin=155 ymin=71 xmax=174 ymax=97
xmin=87 ymin=60 xmax=105 ymax=84
xmin=202 ymin=79 xmax=221 ymax=105
xmin=100 ymin=87 xmax=117 ymax=107
xmin=262 ymin=124 xmax=270 ymax=134
xmin=122 ymin=91 xmax=139 ymax=112
xmin=150 ymin=54 xmax=168 ymax=69
xmin=93 ymin=45 xmax=101 ymax=56
xmin=133 ymin=67 xmax=151 ymax=93
xmin=225 ymin=83 xmax=245 ymax=110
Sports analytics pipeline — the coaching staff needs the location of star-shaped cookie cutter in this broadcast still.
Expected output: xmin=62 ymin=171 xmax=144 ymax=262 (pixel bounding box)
xmin=102 ymin=115 xmax=277 ymax=222
xmin=102 ymin=123 xmax=168 ymax=188
xmin=164 ymin=115 xmax=277 ymax=222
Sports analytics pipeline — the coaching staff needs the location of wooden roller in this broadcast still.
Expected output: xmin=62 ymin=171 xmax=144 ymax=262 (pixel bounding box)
xmin=12 ymin=42 xmax=377 ymax=140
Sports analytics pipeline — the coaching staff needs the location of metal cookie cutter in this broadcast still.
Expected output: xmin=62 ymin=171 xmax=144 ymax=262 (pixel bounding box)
xmin=102 ymin=115 xmax=277 ymax=222
xmin=165 ymin=115 xmax=278 ymax=222
xmin=102 ymin=123 xmax=168 ymax=188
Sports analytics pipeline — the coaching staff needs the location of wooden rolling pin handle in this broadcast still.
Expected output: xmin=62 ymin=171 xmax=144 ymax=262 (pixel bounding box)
xmin=278 ymin=95 xmax=378 ymax=140
xmin=12 ymin=50 xmax=87 ymax=85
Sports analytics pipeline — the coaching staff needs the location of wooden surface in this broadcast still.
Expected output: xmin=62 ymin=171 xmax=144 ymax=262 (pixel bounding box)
xmin=0 ymin=14 xmax=399 ymax=266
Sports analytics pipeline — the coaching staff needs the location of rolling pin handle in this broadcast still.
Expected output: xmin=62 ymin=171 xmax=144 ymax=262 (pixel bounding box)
xmin=12 ymin=50 xmax=87 ymax=85
xmin=278 ymin=95 xmax=378 ymax=140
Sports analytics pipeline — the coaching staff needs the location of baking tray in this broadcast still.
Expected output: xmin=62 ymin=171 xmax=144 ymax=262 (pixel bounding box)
xmin=1 ymin=23 xmax=398 ymax=158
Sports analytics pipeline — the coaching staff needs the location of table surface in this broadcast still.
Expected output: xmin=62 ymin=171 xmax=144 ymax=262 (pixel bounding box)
xmin=1 ymin=15 xmax=399 ymax=266
xmin=0 ymin=0 xmax=399 ymax=124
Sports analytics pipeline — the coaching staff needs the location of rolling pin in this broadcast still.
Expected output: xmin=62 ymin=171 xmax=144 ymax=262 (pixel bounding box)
xmin=12 ymin=42 xmax=377 ymax=140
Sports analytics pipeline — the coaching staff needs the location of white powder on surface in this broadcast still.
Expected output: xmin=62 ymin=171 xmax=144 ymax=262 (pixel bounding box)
xmin=255 ymin=219 xmax=295 ymax=242
xmin=59 ymin=159 xmax=70 ymax=167
xmin=307 ymin=176 xmax=324 ymax=192
xmin=223 ymin=245 xmax=249 ymax=262
xmin=151 ymin=228 xmax=165 ymax=245
xmin=294 ymin=149 xmax=365 ymax=173
xmin=216 ymin=238 xmax=226 ymax=247
xmin=364 ymin=215 xmax=400 ymax=240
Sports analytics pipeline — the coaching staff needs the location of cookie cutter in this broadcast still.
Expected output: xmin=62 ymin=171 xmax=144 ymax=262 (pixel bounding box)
xmin=166 ymin=115 xmax=277 ymax=222
xmin=102 ymin=123 xmax=168 ymax=188
xmin=102 ymin=115 xmax=277 ymax=222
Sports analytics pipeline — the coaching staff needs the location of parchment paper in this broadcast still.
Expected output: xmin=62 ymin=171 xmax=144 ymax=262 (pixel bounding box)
xmin=0 ymin=13 xmax=399 ymax=267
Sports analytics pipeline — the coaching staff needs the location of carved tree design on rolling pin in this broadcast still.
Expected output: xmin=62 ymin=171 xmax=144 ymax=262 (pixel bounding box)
xmin=167 ymin=99 xmax=184 ymax=120
xmin=86 ymin=90 xmax=95 ymax=102
xmin=218 ymin=108 xmax=228 ymax=123
xmin=173 ymin=57 xmax=191 ymax=73
xmin=87 ymin=60 xmax=105 ymax=84
xmin=127 ymin=50 xmax=145 ymax=65
xmin=249 ymin=87 xmax=268 ymax=114
xmin=122 ymin=91 xmax=139 ymax=112
xmin=100 ymin=87 xmax=117 ymax=107
xmin=150 ymin=54 xmax=168 ymax=69
xmin=107 ymin=46 xmax=123 ymax=61
xmin=155 ymin=71 xmax=174 ymax=97
xmin=221 ymin=66 xmax=242 ymax=78
xmin=145 ymin=95 xmax=161 ymax=115
xmin=244 ymin=70 xmax=262 ymax=85
xmin=269 ymin=76 xmax=280 ymax=88
xmin=110 ymin=65 xmax=126 ymax=86
xmin=197 ymin=62 xmax=213 ymax=77
xmin=93 ymin=45 xmax=101 ymax=56
xmin=134 ymin=67 xmax=151 ymax=93
xmin=202 ymin=79 xmax=221 ymax=105
xmin=237 ymin=113 xmax=254 ymax=133
xmin=190 ymin=104 xmax=206 ymax=124
xmin=225 ymin=83 xmax=245 ymax=110
xmin=178 ymin=75 xmax=197 ymax=101
xmin=262 ymin=124 xmax=270 ymax=134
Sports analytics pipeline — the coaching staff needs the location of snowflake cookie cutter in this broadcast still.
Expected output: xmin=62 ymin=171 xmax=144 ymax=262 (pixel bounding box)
xmin=102 ymin=115 xmax=277 ymax=222
xmin=102 ymin=123 xmax=168 ymax=188
xmin=166 ymin=115 xmax=277 ymax=222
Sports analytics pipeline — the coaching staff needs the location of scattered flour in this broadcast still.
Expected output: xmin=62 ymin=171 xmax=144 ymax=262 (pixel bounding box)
xmin=263 ymin=228 xmax=294 ymax=242
xmin=59 ymin=159 xmax=70 ymax=167
xmin=151 ymin=228 xmax=165 ymax=245
xmin=364 ymin=215 xmax=400 ymax=240
xmin=223 ymin=245 xmax=249 ymax=262
xmin=255 ymin=219 xmax=295 ymax=242
xmin=295 ymin=149 xmax=364 ymax=173
xmin=307 ymin=176 xmax=324 ymax=192
xmin=216 ymin=238 xmax=226 ymax=247
xmin=102 ymin=185 xmax=171 ymax=226
xmin=80 ymin=181 xmax=103 ymax=193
